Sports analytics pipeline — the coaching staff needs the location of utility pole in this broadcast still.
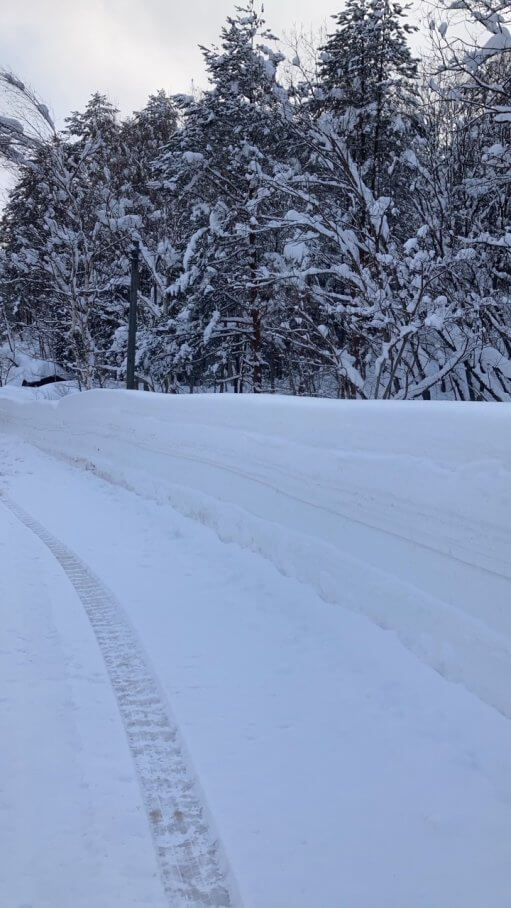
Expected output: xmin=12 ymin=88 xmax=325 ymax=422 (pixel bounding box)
xmin=126 ymin=239 xmax=139 ymax=390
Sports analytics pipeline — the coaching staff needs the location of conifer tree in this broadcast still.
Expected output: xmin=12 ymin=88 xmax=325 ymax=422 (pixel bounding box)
xmin=2 ymin=2 xmax=511 ymax=400
xmin=316 ymin=0 xmax=420 ymax=197
xmin=154 ymin=2 xmax=290 ymax=392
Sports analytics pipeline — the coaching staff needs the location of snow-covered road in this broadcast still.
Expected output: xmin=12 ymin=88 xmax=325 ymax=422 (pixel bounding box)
xmin=1 ymin=491 xmax=234 ymax=907
xmin=2 ymin=391 xmax=511 ymax=907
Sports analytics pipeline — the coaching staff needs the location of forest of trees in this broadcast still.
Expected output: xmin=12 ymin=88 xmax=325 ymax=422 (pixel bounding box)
xmin=1 ymin=0 xmax=510 ymax=400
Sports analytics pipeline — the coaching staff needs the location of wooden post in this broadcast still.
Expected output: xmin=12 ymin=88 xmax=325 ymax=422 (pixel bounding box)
xmin=126 ymin=240 xmax=139 ymax=390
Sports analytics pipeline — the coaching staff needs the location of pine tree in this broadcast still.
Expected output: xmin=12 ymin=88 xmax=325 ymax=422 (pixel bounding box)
xmin=316 ymin=0 xmax=420 ymax=197
xmin=154 ymin=2 xmax=291 ymax=392
xmin=2 ymin=5 xmax=511 ymax=401
xmin=116 ymin=92 xmax=180 ymax=388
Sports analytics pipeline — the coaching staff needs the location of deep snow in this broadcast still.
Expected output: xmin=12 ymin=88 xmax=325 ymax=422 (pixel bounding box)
xmin=1 ymin=390 xmax=511 ymax=907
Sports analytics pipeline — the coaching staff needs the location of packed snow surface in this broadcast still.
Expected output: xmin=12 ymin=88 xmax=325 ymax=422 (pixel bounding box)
xmin=1 ymin=389 xmax=511 ymax=907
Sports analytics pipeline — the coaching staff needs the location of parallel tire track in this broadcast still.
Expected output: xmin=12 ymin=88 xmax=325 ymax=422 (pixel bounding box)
xmin=1 ymin=493 xmax=236 ymax=908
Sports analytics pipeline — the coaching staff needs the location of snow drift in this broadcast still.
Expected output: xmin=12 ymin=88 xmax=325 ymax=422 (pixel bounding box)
xmin=1 ymin=389 xmax=510 ymax=717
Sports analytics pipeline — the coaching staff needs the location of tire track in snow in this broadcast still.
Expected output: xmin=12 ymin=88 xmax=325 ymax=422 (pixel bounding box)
xmin=1 ymin=493 xmax=237 ymax=908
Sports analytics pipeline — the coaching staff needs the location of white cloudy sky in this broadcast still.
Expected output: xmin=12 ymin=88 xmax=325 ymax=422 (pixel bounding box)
xmin=0 ymin=1 xmax=426 ymax=125
xmin=0 ymin=1 xmax=340 ymax=124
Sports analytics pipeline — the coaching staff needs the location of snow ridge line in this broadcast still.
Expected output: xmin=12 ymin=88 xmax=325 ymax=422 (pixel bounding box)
xmin=1 ymin=493 xmax=237 ymax=908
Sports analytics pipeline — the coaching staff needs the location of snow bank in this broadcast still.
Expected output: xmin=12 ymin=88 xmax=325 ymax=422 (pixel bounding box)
xmin=2 ymin=389 xmax=510 ymax=716
xmin=0 ymin=345 xmax=68 ymax=387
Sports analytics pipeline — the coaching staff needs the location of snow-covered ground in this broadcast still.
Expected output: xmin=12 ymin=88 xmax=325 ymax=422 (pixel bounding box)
xmin=1 ymin=390 xmax=511 ymax=907
xmin=0 ymin=342 xmax=71 ymax=389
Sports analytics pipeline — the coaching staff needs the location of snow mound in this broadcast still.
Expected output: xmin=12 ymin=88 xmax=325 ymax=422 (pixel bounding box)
xmin=1 ymin=390 xmax=510 ymax=718
xmin=0 ymin=345 xmax=76 ymax=399
xmin=0 ymin=347 xmax=63 ymax=385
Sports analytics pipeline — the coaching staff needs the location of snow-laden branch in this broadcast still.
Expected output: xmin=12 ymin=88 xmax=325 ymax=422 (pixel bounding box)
xmin=0 ymin=70 xmax=55 ymax=165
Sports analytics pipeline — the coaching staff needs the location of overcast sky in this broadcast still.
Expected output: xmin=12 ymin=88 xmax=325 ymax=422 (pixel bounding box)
xmin=0 ymin=1 xmax=350 ymax=125
xmin=0 ymin=1 xmax=429 ymax=204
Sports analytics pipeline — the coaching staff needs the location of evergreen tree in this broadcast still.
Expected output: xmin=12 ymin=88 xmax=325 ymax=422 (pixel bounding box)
xmin=116 ymin=92 xmax=180 ymax=388
xmin=316 ymin=0 xmax=420 ymax=197
xmin=154 ymin=2 xmax=291 ymax=392
xmin=2 ymin=2 xmax=511 ymax=400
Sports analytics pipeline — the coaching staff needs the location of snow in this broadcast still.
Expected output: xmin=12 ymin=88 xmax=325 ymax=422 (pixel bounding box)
xmin=0 ymin=344 xmax=69 ymax=387
xmin=0 ymin=114 xmax=25 ymax=134
xmin=424 ymin=311 xmax=445 ymax=329
xmin=0 ymin=497 xmax=166 ymax=908
xmin=1 ymin=73 xmax=25 ymax=92
xmin=182 ymin=151 xmax=205 ymax=164
xmin=495 ymin=107 xmax=511 ymax=123
xmin=1 ymin=390 xmax=511 ymax=907
xmin=283 ymin=239 xmax=308 ymax=264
